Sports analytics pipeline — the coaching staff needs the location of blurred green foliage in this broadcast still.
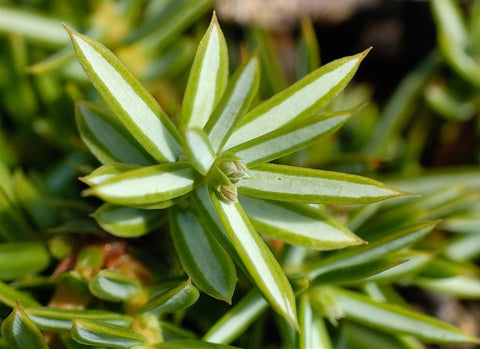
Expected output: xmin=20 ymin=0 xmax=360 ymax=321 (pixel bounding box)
xmin=0 ymin=0 xmax=479 ymax=348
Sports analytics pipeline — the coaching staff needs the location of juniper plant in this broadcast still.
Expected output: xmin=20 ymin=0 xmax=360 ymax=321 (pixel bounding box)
xmin=65 ymin=12 xmax=406 ymax=329
xmin=1 ymin=6 xmax=479 ymax=349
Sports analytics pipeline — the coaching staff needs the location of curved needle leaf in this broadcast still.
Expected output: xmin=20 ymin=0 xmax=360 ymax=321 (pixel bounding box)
xmin=298 ymin=295 xmax=332 ymax=349
xmin=88 ymin=269 xmax=141 ymax=302
xmin=231 ymin=109 xmax=354 ymax=166
xmin=183 ymin=128 xmax=216 ymax=175
xmin=180 ymin=13 xmax=228 ymax=130
xmin=1 ymin=302 xmax=48 ymax=349
xmin=305 ymin=221 xmax=438 ymax=279
xmin=310 ymin=258 xmax=406 ymax=287
xmin=80 ymin=164 xmax=140 ymax=186
xmin=84 ymin=163 xmax=195 ymax=206
xmin=169 ymin=208 xmax=236 ymax=302
xmin=240 ymin=195 xmax=363 ymax=250
xmin=333 ymin=287 xmax=480 ymax=344
xmin=71 ymin=319 xmax=146 ymax=349
xmin=223 ymin=49 xmax=370 ymax=150
xmin=210 ymin=190 xmax=298 ymax=328
xmin=75 ymin=101 xmax=155 ymax=166
xmin=25 ymin=307 xmax=132 ymax=331
xmin=203 ymin=291 xmax=268 ymax=344
xmin=65 ymin=26 xmax=182 ymax=163
xmin=93 ymin=203 xmax=164 ymax=238
xmin=238 ymin=164 xmax=403 ymax=204
xmin=190 ymin=186 xmax=243 ymax=267
xmin=205 ymin=55 xmax=260 ymax=152
xmin=139 ymin=279 xmax=199 ymax=316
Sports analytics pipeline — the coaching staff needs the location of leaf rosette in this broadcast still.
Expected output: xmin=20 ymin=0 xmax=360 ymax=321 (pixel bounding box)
xmin=66 ymin=14 xmax=404 ymax=328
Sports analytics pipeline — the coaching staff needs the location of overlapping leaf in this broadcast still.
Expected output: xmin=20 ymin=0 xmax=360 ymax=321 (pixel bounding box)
xmin=169 ymin=209 xmax=236 ymax=302
xmin=75 ymin=101 xmax=155 ymax=166
xmin=210 ymin=191 xmax=298 ymax=328
xmin=238 ymin=164 xmax=403 ymax=204
xmin=305 ymin=221 xmax=437 ymax=279
xmin=240 ymin=195 xmax=363 ymax=250
xmin=25 ymin=307 xmax=132 ymax=331
xmin=205 ymin=55 xmax=260 ymax=152
xmin=203 ymin=291 xmax=268 ymax=344
xmin=180 ymin=13 xmax=228 ymax=130
xmin=1 ymin=302 xmax=48 ymax=349
xmin=71 ymin=319 xmax=146 ymax=349
xmin=66 ymin=26 xmax=183 ymax=163
xmin=223 ymin=49 xmax=370 ymax=150
xmin=139 ymin=279 xmax=199 ymax=316
xmin=92 ymin=203 xmax=165 ymax=237
xmin=84 ymin=163 xmax=195 ymax=206
xmin=330 ymin=287 xmax=480 ymax=344
xmin=230 ymin=109 xmax=356 ymax=166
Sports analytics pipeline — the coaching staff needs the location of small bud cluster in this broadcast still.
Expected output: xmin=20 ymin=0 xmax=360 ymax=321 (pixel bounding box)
xmin=212 ymin=159 xmax=250 ymax=202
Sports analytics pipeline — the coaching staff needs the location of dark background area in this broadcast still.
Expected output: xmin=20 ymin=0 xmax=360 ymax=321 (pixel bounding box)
xmin=316 ymin=0 xmax=436 ymax=103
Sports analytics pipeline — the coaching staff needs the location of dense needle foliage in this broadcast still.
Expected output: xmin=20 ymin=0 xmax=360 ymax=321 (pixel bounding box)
xmin=0 ymin=1 xmax=479 ymax=348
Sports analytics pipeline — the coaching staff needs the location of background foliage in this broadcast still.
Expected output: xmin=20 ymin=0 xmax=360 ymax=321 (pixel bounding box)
xmin=0 ymin=0 xmax=479 ymax=348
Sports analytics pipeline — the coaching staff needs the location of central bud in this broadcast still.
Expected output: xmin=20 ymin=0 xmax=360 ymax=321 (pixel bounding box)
xmin=208 ymin=157 xmax=249 ymax=203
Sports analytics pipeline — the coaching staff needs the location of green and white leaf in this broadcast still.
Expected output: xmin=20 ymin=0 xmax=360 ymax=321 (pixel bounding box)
xmin=230 ymin=109 xmax=354 ymax=166
xmin=169 ymin=208 xmax=236 ymax=302
xmin=203 ymin=291 xmax=268 ymax=344
xmin=237 ymin=163 xmax=403 ymax=204
xmin=80 ymin=164 xmax=140 ymax=186
xmin=92 ymin=203 xmax=165 ymax=238
xmin=88 ymin=270 xmax=141 ymax=302
xmin=413 ymin=275 xmax=480 ymax=299
xmin=1 ymin=302 xmax=48 ymax=349
xmin=0 ymin=242 xmax=50 ymax=281
xmin=25 ymin=307 xmax=132 ymax=331
xmin=298 ymin=295 xmax=332 ymax=349
xmin=223 ymin=49 xmax=370 ymax=150
xmin=190 ymin=186 xmax=244 ymax=269
xmin=204 ymin=55 xmax=260 ymax=152
xmin=75 ymin=101 xmax=155 ymax=166
xmin=84 ymin=163 xmax=195 ymax=206
xmin=305 ymin=221 xmax=437 ymax=279
xmin=183 ymin=128 xmax=216 ymax=175
xmin=65 ymin=26 xmax=182 ymax=162
xmin=180 ymin=13 xmax=228 ymax=130
xmin=310 ymin=258 xmax=406 ymax=287
xmin=332 ymin=287 xmax=480 ymax=344
xmin=363 ymin=251 xmax=433 ymax=284
xmin=71 ymin=319 xmax=146 ymax=349
xmin=240 ymin=195 xmax=363 ymax=250
xmin=210 ymin=191 xmax=298 ymax=328
xmin=139 ymin=279 xmax=199 ymax=316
